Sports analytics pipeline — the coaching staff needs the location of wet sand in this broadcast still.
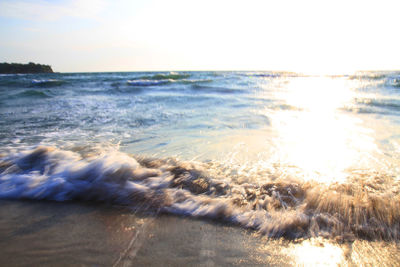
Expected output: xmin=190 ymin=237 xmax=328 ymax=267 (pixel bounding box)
xmin=0 ymin=200 xmax=399 ymax=266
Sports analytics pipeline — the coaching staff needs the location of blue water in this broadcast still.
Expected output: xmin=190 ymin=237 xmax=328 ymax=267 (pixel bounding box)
xmin=0 ymin=72 xmax=275 ymax=155
xmin=1 ymin=71 xmax=400 ymax=240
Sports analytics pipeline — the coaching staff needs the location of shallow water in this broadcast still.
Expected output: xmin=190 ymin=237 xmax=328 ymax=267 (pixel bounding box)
xmin=1 ymin=71 xmax=400 ymax=264
xmin=1 ymin=200 xmax=399 ymax=266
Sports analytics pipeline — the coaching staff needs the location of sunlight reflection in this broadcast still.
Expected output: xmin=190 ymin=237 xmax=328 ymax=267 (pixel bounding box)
xmin=287 ymin=239 xmax=346 ymax=266
xmin=267 ymin=76 xmax=379 ymax=183
xmin=283 ymin=77 xmax=354 ymax=112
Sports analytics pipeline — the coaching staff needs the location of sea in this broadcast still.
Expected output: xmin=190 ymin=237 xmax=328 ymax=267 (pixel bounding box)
xmin=1 ymin=71 xmax=400 ymax=265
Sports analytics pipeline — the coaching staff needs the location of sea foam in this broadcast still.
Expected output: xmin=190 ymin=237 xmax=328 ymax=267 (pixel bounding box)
xmin=1 ymin=146 xmax=399 ymax=241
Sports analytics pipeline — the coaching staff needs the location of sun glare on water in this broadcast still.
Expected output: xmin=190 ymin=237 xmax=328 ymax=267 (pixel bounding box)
xmin=266 ymin=76 xmax=379 ymax=183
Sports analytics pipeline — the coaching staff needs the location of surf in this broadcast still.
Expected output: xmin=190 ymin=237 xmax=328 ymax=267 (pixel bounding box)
xmin=1 ymin=146 xmax=399 ymax=241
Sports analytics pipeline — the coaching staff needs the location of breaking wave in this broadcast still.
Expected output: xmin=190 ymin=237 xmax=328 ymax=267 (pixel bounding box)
xmin=31 ymin=79 xmax=65 ymax=87
xmin=1 ymin=146 xmax=399 ymax=241
xmin=126 ymin=79 xmax=171 ymax=86
xmin=344 ymin=97 xmax=400 ymax=114
xmin=126 ymin=77 xmax=211 ymax=87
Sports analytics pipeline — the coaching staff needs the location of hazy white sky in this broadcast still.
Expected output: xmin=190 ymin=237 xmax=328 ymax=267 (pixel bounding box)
xmin=0 ymin=0 xmax=399 ymax=73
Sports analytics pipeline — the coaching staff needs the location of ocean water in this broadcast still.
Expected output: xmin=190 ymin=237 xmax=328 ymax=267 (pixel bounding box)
xmin=1 ymin=71 xmax=400 ymax=246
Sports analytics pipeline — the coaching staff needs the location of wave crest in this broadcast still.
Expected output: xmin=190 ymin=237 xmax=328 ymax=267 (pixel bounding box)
xmin=0 ymin=146 xmax=399 ymax=241
xmin=31 ymin=79 xmax=65 ymax=87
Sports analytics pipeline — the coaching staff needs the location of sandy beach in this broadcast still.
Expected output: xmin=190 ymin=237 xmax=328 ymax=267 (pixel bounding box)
xmin=0 ymin=200 xmax=399 ymax=266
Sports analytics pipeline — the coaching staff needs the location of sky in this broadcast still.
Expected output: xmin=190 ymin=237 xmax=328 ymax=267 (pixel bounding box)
xmin=0 ymin=0 xmax=399 ymax=73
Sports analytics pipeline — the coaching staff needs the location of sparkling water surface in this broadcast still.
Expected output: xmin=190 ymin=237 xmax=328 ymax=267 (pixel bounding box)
xmin=1 ymin=71 xmax=400 ymax=265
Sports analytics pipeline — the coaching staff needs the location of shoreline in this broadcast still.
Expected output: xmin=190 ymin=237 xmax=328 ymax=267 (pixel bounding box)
xmin=0 ymin=200 xmax=399 ymax=266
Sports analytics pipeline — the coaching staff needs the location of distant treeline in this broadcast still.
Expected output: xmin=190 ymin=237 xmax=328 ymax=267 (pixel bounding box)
xmin=0 ymin=62 xmax=53 ymax=74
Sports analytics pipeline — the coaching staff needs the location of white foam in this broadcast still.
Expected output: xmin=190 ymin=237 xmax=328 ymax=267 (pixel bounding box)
xmin=126 ymin=79 xmax=171 ymax=86
xmin=1 ymin=146 xmax=399 ymax=240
